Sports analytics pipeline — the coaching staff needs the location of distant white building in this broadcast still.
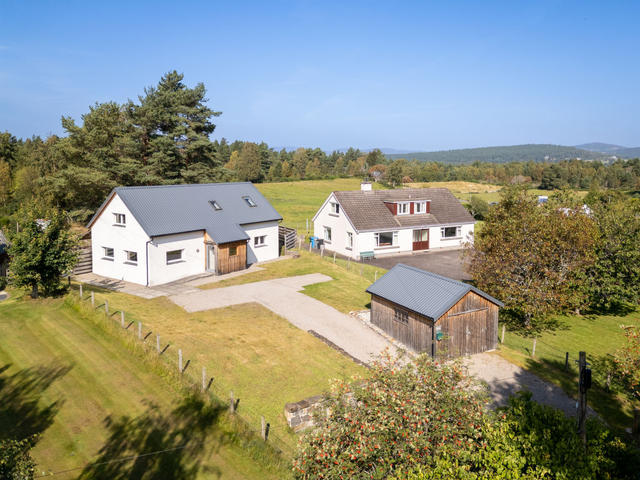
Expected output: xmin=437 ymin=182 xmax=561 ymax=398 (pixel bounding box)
xmin=87 ymin=183 xmax=282 ymax=286
xmin=312 ymin=183 xmax=475 ymax=260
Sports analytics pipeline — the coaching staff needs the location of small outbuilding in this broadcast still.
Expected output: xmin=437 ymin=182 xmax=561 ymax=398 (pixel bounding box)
xmin=366 ymin=264 xmax=502 ymax=357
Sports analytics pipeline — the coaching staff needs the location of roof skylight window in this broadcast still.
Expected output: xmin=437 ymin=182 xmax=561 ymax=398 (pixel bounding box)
xmin=209 ymin=200 xmax=222 ymax=211
xmin=243 ymin=196 xmax=257 ymax=207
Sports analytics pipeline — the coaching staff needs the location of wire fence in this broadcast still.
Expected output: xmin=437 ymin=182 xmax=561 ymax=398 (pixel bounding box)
xmin=72 ymin=284 xmax=296 ymax=456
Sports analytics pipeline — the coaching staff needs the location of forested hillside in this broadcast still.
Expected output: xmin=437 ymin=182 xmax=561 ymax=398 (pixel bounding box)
xmin=0 ymin=71 xmax=639 ymax=223
xmin=386 ymin=144 xmax=606 ymax=164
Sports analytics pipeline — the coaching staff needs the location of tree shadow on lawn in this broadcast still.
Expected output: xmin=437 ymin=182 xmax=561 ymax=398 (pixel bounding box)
xmin=0 ymin=362 xmax=72 ymax=442
xmin=79 ymin=395 xmax=229 ymax=480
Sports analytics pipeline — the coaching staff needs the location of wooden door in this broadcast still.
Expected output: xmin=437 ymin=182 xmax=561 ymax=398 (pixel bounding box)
xmin=412 ymin=229 xmax=429 ymax=251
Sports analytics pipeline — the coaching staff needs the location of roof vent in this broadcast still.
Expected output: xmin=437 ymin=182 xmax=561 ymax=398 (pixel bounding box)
xmin=361 ymin=182 xmax=372 ymax=192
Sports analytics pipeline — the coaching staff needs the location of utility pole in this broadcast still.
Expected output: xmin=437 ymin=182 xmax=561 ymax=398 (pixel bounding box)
xmin=577 ymin=351 xmax=591 ymax=449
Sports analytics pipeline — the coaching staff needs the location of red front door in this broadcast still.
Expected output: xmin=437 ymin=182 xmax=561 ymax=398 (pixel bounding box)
xmin=412 ymin=229 xmax=429 ymax=251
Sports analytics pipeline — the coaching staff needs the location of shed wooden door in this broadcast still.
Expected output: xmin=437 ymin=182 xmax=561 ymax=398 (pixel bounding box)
xmin=412 ymin=229 xmax=429 ymax=251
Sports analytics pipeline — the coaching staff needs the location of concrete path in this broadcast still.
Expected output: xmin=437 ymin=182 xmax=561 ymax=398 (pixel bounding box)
xmin=465 ymin=352 xmax=595 ymax=417
xmin=0 ymin=292 xmax=7 ymax=302
xmin=169 ymin=273 xmax=397 ymax=364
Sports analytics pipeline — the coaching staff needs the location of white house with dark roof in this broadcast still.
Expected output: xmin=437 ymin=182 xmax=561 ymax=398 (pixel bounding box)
xmin=87 ymin=183 xmax=282 ymax=286
xmin=312 ymin=183 xmax=475 ymax=260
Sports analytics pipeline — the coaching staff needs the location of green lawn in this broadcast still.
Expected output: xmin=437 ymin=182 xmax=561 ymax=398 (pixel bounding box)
xmin=199 ymin=250 xmax=386 ymax=313
xmin=0 ymin=293 xmax=289 ymax=479
xmin=256 ymin=178 xmax=386 ymax=232
xmin=497 ymin=309 xmax=640 ymax=431
xmin=70 ymin=276 xmax=366 ymax=453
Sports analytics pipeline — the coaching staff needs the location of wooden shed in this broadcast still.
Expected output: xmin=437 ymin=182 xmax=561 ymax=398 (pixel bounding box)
xmin=366 ymin=264 xmax=502 ymax=357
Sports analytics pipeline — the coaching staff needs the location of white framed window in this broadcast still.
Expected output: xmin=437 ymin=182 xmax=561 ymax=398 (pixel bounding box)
xmin=374 ymin=231 xmax=398 ymax=247
xmin=329 ymin=202 xmax=340 ymax=215
xmin=254 ymin=235 xmax=266 ymax=247
xmin=397 ymin=202 xmax=410 ymax=215
xmin=125 ymin=250 xmax=138 ymax=264
xmin=346 ymin=231 xmax=353 ymax=249
xmin=113 ymin=213 xmax=126 ymax=226
xmin=209 ymin=200 xmax=222 ymax=211
xmin=441 ymin=226 xmax=462 ymax=238
xmin=166 ymin=250 xmax=183 ymax=264
xmin=243 ymin=196 xmax=257 ymax=207
xmin=323 ymin=226 xmax=332 ymax=243
xmin=102 ymin=247 xmax=114 ymax=260
xmin=414 ymin=201 xmax=427 ymax=214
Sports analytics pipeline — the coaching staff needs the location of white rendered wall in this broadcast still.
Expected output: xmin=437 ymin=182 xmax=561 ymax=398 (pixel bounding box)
xmin=428 ymin=223 xmax=475 ymax=249
xmin=91 ymin=194 xmax=150 ymax=286
xmin=244 ymin=221 xmax=279 ymax=264
xmin=313 ymin=194 xmax=358 ymax=258
xmin=147 ymin=231 xmax=206 ymax=286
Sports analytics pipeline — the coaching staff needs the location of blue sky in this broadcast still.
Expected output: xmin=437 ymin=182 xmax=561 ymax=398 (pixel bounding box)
xmin=1 ymin=0 xmax=638 ymax=151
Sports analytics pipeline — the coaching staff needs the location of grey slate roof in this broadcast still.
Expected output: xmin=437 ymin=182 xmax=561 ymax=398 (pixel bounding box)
xmin=332 ymin=188 xmax=474 ymax=232
xmin=366 ymin=264 xmax=503 ymax=321
xmin=89 ymin=183 xmax=282 ymax=244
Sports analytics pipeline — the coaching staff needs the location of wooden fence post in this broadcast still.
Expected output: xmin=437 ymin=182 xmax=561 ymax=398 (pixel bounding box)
xmin=347 ymin=258 xmax=350 ymax=270
xmin=156 ymin=334 xmax=160 ymax=353
xmin=105 ymin=300 xmax=109 ymax=316
xmin=121 ymin=311 xmax=125 ymax=328
xmin=333 ymin=252 xmax=336 ymax=263
xmin=91 ymin=291 xmax=95 ymax=308
xmin=306 ymin=218 xmax=309 ymax=232
xmin=202 ymin=367 xmax=206 ymax=392
xmin=178 ymin=349 xmax=183 ymax=373
xmin=360 ymin=265 xmax=363 ymax=276
xmin=79 ymin=284 xmax=83 ymax=299
xmin=230 ymin=391 xmax=236 ymax=413
xmin=565 ymin=352 xmax=569 ymax=371
xmin=374 ymin=271 xmax=377 ymax=282
xmin=261 ymin=416 xmax=270 ymax=441
xmin=68 ymin=276 xmax=71 ymax=287
xmin=501 ymin=325 xmax=505 ymax=344
xmin=633 ymin=408 xmax=640 ymax=437
xmin=531 ymin=338 xmax=537 ymax=357
xmin=606 ymin=371 xmax=612 ymax=391
xmin=138 ymin=322 xmax=142 ymax=340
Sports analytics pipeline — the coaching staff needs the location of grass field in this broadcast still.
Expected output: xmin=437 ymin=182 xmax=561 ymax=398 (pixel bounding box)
xmin=199 ymin=250 xmax=385 ymax=313
xmin=256 ymin=178 xmax=386 ymax=231
xmin=498 ymin=309 xmax=640 ymax=431
xmin=0 ymin=294 xmax=290 ymax=479
xmin=68 ymin=276 xmax=366 ymax=453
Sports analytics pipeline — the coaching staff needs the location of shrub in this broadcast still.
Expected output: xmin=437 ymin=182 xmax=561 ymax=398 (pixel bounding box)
xmin=0 ymin=276 xmax=7 ymax=291
xmin=292 ymin=352 xmax=487 ymax=479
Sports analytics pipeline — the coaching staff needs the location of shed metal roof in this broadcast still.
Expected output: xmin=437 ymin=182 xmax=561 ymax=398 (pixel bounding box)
xmin=366 ymin=264 xmax=503 ymax=321
xmin=88 ymin=183 xmax=282 ymax=244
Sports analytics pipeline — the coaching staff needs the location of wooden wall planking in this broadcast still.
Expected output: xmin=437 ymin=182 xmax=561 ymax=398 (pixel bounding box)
xmin=215 ymin=240 xmax=247 ymax=275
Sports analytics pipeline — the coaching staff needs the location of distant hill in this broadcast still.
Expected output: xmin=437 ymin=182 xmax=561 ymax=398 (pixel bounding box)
xmin=575 ymin=142 xmax=628 ymax=153
xmin=386 ymin=144 xmax=606 ymax=164
xmin=616 ymin=147 xmax=640 ymax=158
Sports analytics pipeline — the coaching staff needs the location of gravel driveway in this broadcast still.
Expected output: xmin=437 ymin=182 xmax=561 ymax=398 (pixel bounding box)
xmin=169 ymin=273 xmax=396 ymax=364
xmin=466 ymin=352 xmax=595 ymax=417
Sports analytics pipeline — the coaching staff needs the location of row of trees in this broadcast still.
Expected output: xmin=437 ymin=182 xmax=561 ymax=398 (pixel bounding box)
xmin=1 ymin=72 xmax=639 ymax=222
xmin=467 ymin=187 xmax=640 ymax=333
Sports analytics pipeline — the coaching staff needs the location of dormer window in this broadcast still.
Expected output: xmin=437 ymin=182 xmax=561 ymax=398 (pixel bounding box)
xmin=243 ymin=196 xmax=257 ymax=207
xmin=397 ymin=202 xmax=410 ymax=215
xmin=209 ymin=200 xmax=222 ymax=211
xmin=415 ymin=201 xmax=427 ymax=214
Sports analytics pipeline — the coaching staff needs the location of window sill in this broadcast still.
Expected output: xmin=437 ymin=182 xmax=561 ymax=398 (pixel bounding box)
xmin=124 ymin=261 xmax=138 ymax=266
xmin=102 ymin=257 xmax=114 ymax=262
xmin=442 ymin=236 xmax=462 ymax=240
xmin=328 ymin=213 xmax=339 ymax=217
xmin=112 ymin=224 xmax=126 ymax=228
xmin=166 ymin=260 xmax=185 ymax=265
xmin=254 ymin=244 xmax=267 ymax=248
xmin=345 ymin=247 xmax=352 ymax=251
xmin=374 ymin=245 xmax=399 ymax=250
xmin=323 ymin=240 xmax=332 ymax=245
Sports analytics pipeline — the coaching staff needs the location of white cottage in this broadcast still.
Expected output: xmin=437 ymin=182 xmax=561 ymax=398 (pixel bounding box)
xmin=312 ymin=183 xmax=474 ymax=260
xmin=87 ymin=183 xmax=282 ymax=286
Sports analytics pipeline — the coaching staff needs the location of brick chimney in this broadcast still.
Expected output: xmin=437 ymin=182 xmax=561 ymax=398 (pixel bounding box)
xmin=361 ymin=182 xmax=372 ymax=192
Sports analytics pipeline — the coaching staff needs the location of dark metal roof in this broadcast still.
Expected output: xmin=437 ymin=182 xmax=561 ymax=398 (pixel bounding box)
xmin=88 ymin=183 xmax=282 ymax=244
xmin=366 ymin=263 xmax=503 ymax=320
xmin=332 ymin=188 xmax=475 ymax=232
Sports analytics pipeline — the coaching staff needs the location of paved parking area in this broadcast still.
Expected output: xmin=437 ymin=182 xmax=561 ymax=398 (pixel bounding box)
xmin=367 ymin=248 xmax=470 ymax=280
